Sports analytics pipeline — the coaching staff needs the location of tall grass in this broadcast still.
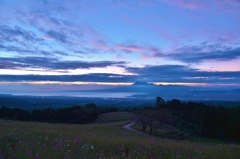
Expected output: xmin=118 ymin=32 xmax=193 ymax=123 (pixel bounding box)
xmin=0 ymin=119 xmax=240 ymax=159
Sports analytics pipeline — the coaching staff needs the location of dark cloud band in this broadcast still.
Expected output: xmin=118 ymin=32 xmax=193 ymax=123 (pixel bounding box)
xmin=0 ymin=56 xmax=126 ymax=70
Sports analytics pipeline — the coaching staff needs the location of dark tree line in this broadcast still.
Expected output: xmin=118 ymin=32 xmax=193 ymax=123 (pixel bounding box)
xmin=137 ymin=97 xmax=240 ymax=140
xmin=0 ymin=103 xmax=117 ymax=124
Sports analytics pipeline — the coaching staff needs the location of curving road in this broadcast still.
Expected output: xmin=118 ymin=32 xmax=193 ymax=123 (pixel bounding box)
xmin=123 ymin=118 xmax=148 ymax=136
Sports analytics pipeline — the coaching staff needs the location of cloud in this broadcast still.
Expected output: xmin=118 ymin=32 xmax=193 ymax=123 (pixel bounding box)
xmin=0 ymin=44 xmax=34 ymax=54
xmin=115 ymin=44 xmax=144 ymax=53
xmin=148 ymin=47 xmax=162 ymax=55
xmin=0 ymin=44 xmax=73 ymax=57
xmin=0 ymin=24 xmax=42 ymax=45
xmin=127 ymin=65 xmax=194 ymax=77
xmin=14 ymin=8 xmax=114 ymax=55
xmin=46 ymin=30 xmax=67 ymax=43
xmin=127 ymin=64 xmax=240 ymax=83
xmin=0 ymin=73 xmax=137 ymax=83
xmin=0 ymin=24 xmax=75 ymax=57
xmin=141 ymin=55 xmax=160 ymax=60
xmin=92 ymin=40 xmax=113 ymax=52
xmin=160 ymin=45 xmax=240 ymax=63
xmin=141 ymin=46 xmax=163 ymax=60
xmin=114 ymin=44 xmax=165 ymax=58
xmin=0 ymin=56 xmax=127 ymax=70
xmin=14 ymin=9 xmax=83 ymax=46
xmin=1 ymin=64 xmax=239 ymax=84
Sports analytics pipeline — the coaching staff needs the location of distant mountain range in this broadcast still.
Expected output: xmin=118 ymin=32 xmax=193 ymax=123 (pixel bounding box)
xmin=68 ymin=82 xmax=240 ymax=100
xmin=77 ymin=82 xmax=190 ymax=93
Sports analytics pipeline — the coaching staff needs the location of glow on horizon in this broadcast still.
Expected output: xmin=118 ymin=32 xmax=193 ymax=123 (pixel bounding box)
xmin=0 ymin=81 xmax=230 ymax=87
xmin=0 ymin=81 xmax=133 ymax=86
xmin=0 ymin=66 xmax=136 ymax=76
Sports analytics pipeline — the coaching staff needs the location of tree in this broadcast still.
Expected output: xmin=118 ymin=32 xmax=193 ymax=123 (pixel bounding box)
xmin=0 ymin=106 xmax=12 ymax=119
xmin=193 ymin=106 xmax=206 ymax=136
xmin=137 ymin=114 xmax=150 ymax=131
xmin=137 ymin=109 xmax=171 ymax=135
xmin=155 ymin=96 xmax=165 ymax=109
xmin=148 ymin=110 xmax=172 ymax=135
xmin=148 ymin=115 xmax=161 ymax=135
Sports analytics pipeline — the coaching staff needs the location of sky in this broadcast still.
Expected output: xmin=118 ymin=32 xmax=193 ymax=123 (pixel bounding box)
xmin=0 ymin=0 xmax=240 ymax=95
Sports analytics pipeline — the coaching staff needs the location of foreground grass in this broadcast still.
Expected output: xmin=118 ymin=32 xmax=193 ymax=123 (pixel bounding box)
xmin=0 ymin=118 xmax=240 ymax=159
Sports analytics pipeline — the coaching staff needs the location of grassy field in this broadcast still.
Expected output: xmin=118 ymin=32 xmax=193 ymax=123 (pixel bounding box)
xmin=92 ymin=112 xmax=135 ymax=124
xmin=0 ymin=112 xmax=240 ymax=159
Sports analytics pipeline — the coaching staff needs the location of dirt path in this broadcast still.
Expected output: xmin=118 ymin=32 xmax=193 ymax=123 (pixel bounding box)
xmin=123 ymin=118 xmax=148 ymax=136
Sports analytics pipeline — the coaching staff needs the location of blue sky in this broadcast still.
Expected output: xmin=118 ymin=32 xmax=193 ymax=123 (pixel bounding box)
xmin=0 ymin=0 xmax=240 ymax=94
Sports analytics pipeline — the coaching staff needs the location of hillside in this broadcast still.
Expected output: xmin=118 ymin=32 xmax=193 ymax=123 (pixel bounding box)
xmin=0 ymin=113 xmax=240 ymax=158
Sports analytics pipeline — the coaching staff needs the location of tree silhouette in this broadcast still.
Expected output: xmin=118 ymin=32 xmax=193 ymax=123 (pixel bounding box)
xmin=155 ymin=96 xmax=165 ymax=109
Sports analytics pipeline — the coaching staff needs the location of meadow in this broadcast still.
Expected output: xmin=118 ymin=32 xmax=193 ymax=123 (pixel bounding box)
xmin=0 ymin=112 xmax=240 ymax=159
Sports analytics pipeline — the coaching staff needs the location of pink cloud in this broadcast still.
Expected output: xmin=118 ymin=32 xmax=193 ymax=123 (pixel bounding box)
xmin=141 ymin=54 xmax=161 ymax=60
xmin=148 ymin=47 xmax=162 ymax=55
xmin=42 ymin=36 xmax=53 ymax=41
xmin=115 ymin=43 xmax=164 ymax=60
xmin=92 ymin=40 xmax=112 ymax=51
xmin=115 ymin=44 xmax=144 ymax=52
xmin=140 ymin=46 xmax=163 ymax=60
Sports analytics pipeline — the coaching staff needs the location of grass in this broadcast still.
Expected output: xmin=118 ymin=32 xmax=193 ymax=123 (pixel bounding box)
xmin=92 ymin=111 xmax=135 ymax=125
xmin=0 ymin=112 xmax=240 ymax=158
